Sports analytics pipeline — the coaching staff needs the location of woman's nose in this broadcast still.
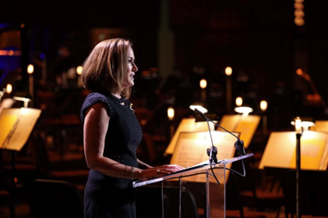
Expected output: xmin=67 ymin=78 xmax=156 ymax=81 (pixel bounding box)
xmin=133 ymin=63 xmax=138 ymax=72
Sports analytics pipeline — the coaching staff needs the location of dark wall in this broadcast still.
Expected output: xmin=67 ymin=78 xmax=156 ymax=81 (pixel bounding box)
xmin=1 ymin=0 xmax=328 ymax=119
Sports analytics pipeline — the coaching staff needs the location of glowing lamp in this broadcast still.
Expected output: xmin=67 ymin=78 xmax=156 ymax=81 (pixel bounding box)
xmin=234 ymin=106 xmax=253 ymax=117
xmin=225 ymin=66 xmax=232 ymax=76
xmin=27 ymin=64 xmax=34 ymax=74
xmin=260 ymin=100 xmax=268 ymax=112
xmin=235 ymin=97 xmax=243 ymax=107
xmin=189 ymin=105 xmax=208 ymax=114
xmin=6 ymin=84 xmax=12 ymax=94
xmin=167 ymin=107 xmax=175 ymax=121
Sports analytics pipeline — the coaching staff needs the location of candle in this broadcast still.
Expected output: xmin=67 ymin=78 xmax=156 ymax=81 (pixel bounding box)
xmin=27 ymin=64 xmax=34 ymax=103
xmin=199 ymin=79 xmax=207 ymax=104
xmin=225 ymin=66 xmax=232 ymax=113
xmin=167 ymin=107 xmax=175 ymax=138
xmin=76 ymin=66 xmax=83 ymax=88
xmin=260 ymin=100 xmax=268 ymax=135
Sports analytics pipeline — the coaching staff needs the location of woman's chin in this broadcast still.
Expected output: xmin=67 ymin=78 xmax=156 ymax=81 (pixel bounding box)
xmin=129 ymin=80 xmax=135 ymax=87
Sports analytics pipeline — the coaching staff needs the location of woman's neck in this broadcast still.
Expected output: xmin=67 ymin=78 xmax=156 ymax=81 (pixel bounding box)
xmin=111 ymin=93 xmax=121 ymax=99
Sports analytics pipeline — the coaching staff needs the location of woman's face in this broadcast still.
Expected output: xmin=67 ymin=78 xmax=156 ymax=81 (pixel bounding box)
xmin=122 ymin=46 xmax=138 ymax=89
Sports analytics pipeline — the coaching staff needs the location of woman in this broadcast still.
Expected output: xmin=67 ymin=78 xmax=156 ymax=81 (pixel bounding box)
xmin=80 ymin=38 xmax=184 ymax=218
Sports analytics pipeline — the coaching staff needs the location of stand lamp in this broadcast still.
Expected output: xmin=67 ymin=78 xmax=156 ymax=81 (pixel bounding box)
xmin=13 ymin=96 xmax=31 ymax=108
xmin=167 ymin=107 xmax=175 ymax=138
xmin=234 ymin=106 xmax=253 ymax=117
xmin=225 ymin=66 xmax=232 ymax=113
xmin=235 ymin=97 xmax=243 ymax=107
xmin=260 ymin=100 xmax=268 ymax=135
xmin=200 ymin=79 xmax=207 ymax=104
xmin=293 ymin=116 xmax=302 ymax=218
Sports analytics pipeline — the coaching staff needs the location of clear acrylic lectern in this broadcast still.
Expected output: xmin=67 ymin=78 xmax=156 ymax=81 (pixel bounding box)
xmin=133 ymin=153 xmax=253 ymax=218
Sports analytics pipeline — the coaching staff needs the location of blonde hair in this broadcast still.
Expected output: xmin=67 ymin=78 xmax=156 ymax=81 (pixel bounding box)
xmin=81 ymin=38 xmax=132 ymax=98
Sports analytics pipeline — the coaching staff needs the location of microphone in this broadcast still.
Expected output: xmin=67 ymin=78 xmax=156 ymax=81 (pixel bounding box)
xmin=193 ymin=108 xmax=246 ymax=156
xmin=194 ymin=108 xmax=208 ymax=120
xmin=194 ymin=109 xmax=218 ymax=163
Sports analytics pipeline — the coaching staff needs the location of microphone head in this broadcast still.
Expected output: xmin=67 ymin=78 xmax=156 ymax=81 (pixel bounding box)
xmin=193 ymin=108 xmax=207 ymax=120
xmin=234 ymin=139 xmax=246 ymax=156
xmin=194 ymin=108 xmax=202 ymax=114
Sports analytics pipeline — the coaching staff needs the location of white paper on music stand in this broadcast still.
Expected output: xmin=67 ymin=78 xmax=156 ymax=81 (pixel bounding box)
xmin=164 ymin=118 xmax=215 ymax=156
xmin=0 ymin=108 xmax=41 ymax=151
xmin=259 ymin=131 xmax=328 ymax=170
xmin=170 ymin=131 xmax=239 ymax=183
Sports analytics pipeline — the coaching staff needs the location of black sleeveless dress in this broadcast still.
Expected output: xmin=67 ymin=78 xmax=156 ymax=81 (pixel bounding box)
xmin=80 ymin=91 xmax=143 ymax=218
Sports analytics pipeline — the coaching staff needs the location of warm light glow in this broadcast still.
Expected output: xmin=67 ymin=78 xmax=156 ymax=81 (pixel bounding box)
xmin=301 ymin=121 xmax=315 ymax=131
xmin=291 ymin=118 xmax=314 ymax=132
xmin=0 ymin=50 xmax=21 ymax=56
xmin=199 ymin=79 xmax=207 ymax=89
xmin=294 ymin=2 xmax=304 ymax=10
xmin=6 ymin=84 xmax=12 ymax=94
xmin=260 ymin=100 xmax=268 ymax=112
xmin=294 ymin=17 xmax=305 ymax=26
xmin=76 ymin=66 xmax=83 ymax=75
xmin=167 ymin=107 xmax=175 ymax=121
xmin=13 ymin=96 xmax=31 ymax=108
xmin=234 ymin=106 xmax=253 ymax=117
xmin=225 ymin=66 xmax=232 ymax=76
xmin=189 ymin=105 xmax=208 ymax=114
xmin=294 ymin=117 xmax=302 ymax=134
xmin=294 ymin=10 xmax=304 ymax=17
xmin=235 ymin=97 xmax=243 ymax=106
xmin=27 ymin=64 xmax=34 ymax=74
xmin=296 ymin=68 xmax=303 ymax=76
xmin=294 ymin=0 xmax=305 ymax=27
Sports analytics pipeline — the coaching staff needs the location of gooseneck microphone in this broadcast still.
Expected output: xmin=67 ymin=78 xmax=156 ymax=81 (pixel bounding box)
xmin=193 ymin=108 xmax=246 ymax=156
xmin=193 ymin=108 xmax=218 ymax=164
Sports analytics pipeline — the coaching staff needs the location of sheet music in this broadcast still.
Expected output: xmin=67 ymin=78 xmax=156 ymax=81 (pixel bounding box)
xmin=219 ymin=114 xmax=260 ymax=148
xmin=0 ymin=109 xmax=20 ymax=149
xmin=0 ymin=108 xmax=41 ymax=151
xmin=259 ymin=131 xmax=328 ymax=170
xmin=170 ymin=131 xmax=239 ymax=183
xmin=174 ymin=138 xmax=208 ymax=168
xmin=164 ymin=118 xmax=215 ymax=155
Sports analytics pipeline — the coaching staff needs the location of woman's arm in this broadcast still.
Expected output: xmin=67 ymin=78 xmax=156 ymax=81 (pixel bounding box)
xmin=84 ymin=103 xmax=131 ymax=178
xmin=83 ymin=103 xmax=184 ymax=180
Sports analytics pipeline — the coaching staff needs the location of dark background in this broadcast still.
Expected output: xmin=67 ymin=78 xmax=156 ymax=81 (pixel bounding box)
xmin=1 ymin=0 xmax=328 ymax=123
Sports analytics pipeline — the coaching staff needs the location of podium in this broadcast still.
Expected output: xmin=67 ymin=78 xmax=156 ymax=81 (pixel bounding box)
xmin=133 ymin=153 xmax=253 ymax=218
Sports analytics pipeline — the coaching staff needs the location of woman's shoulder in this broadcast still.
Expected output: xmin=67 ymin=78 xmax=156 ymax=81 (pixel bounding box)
xmin=85 ymin=91 xmax=108 ymax=101
xmin=80 ymin=91 xmax=113 ymax=120
xmin=82 ymin=91 xmax=111 ymax=109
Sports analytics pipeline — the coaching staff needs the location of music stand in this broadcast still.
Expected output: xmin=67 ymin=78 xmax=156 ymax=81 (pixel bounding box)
xmin=133 ymin=153 xmax=253 ymax=218
xmin=0 ymin=107 xmax=42 ymax=186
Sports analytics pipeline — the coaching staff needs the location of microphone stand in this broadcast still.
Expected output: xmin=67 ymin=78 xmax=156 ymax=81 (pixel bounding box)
xmin=205 ymin=118 xmax=218 ymax=164
xmin=194 ymin=109 xmax=246 ymax=156
xmin=193 ymin=109 xmax=250 ymax=218
xmin=193 ymin=108 xmax=248 ymax=177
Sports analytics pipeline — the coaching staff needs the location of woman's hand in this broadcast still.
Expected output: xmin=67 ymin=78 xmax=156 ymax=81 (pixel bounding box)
xmin=137 ymin=164 xmax=185 ymax=180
